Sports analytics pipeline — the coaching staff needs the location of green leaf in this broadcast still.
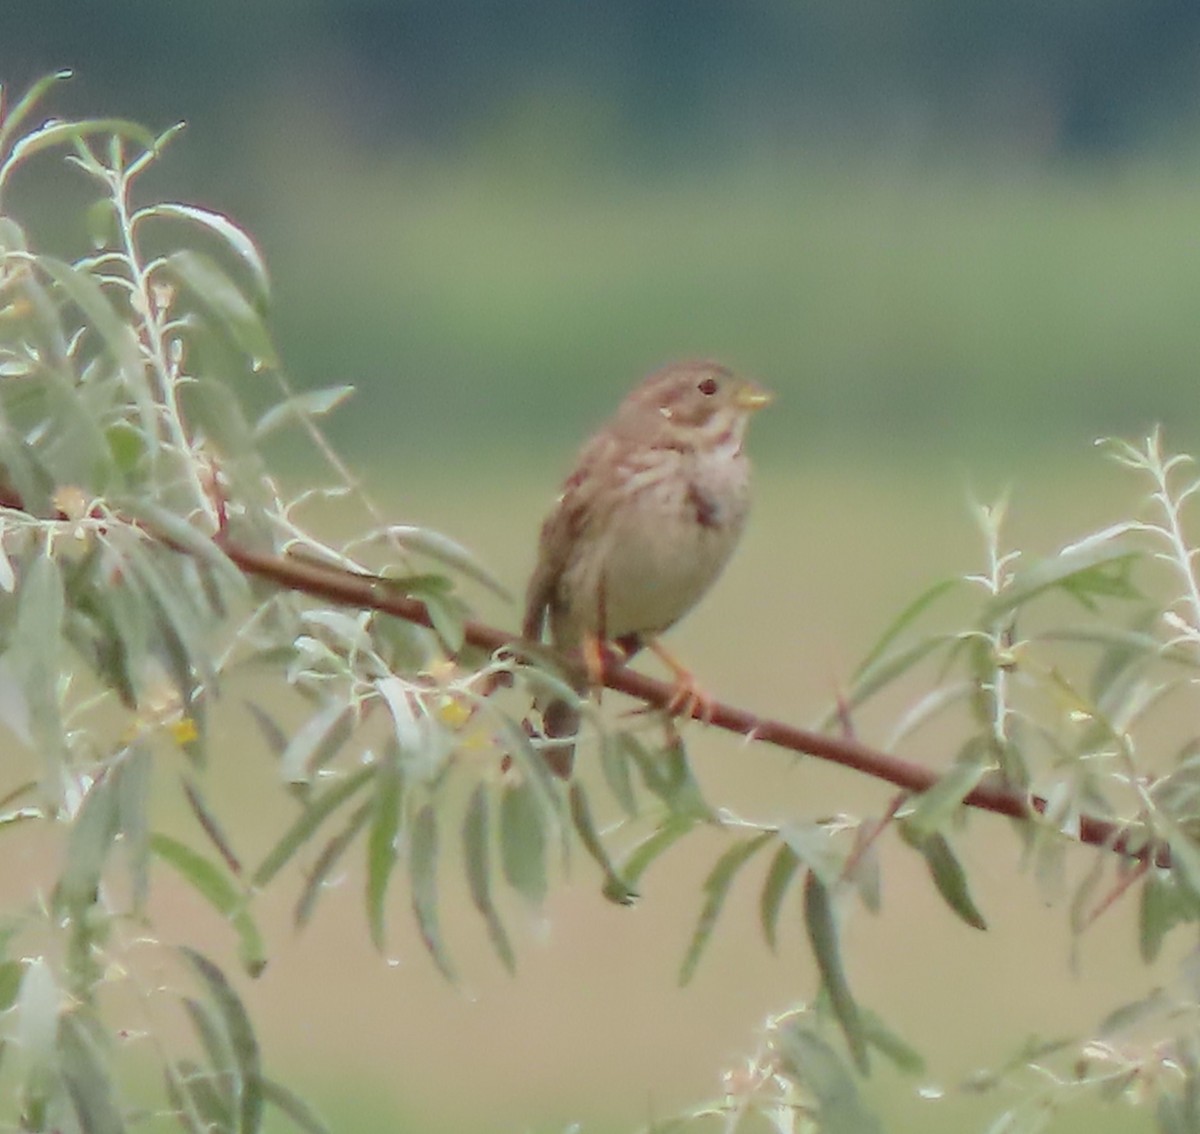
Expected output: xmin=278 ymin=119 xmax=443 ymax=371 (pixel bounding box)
xmin=568 ymin=781 xmax=636 ymax=905
xmin=0 ymin=960 xmax=26 ymax=1011
xmin=253 ymin=766 xmax=374 ymax=888
xmin=906 ymin=830 xmax=988 ymax=931
xmin=409 ymin=803 xmax=456 ymax=980
xmin=773 ymin=1018 xmax=882 ymax=1134
xmin=183 ymin=775 xmax=242 ymax=876
xmin=151 ymin=835 xmax=266 ymax=977
xmin=0 ymin=70 xmax=74 ymax=161
xmin=138 ymin=203 xmax=271 ymax=301
xmin=619 ymin=816 xmax=697 ymax=892
xmin=294 ymin=801 xmax=372 ymax=929
xmin=623 ymin=732 xmax=712 ymax=821
xmin=179 ymin=948 xmax=263 ymax=1134
xmin=903 ymin=756 xmax=991 ymax=839
xmin=679 ymin=831 xmax=774 ymax=986
xmin=116 ymin=744 xmax=152 ymax=911
xmin=499 ymin=778 xmax=547 ymax=906
xmin=10 ymin=550 xmax=66 ymax=751
xmin=378 ymin=524 xmax=512 ymax=603
xmin=860 ymin=1008 xmax=926 ymax=1074
xmin=260 ymin=1077 xmax=332 ymax=1134
xmin=37 ymin=256 xmax=155 ymax=431
xmin=58 ymin=769 xmax=120 ymax=915
xmin=1140 ymin=869 xmax=1181 ymax=963
xmin=0 ymin=115 xmax=158 ymax=197
xmin=760 ymin=842 xmax=801 ymax=951
xmin=463 ymin=783 xmax=516 ymax=973
xmin=254 ymin=386 xmax=355 ymax=440
xmin=279 ymin=702 xmax=355 ymax=785
xmin=985 ymin=542 xmax=1141 ymax=618
xmin=366 ymin=762 xmax=403 ymax=951
xmin=165 ymin=249 xmax=279 ymax=369
xmin=58 ymin=1012 xmax=126 ymax=1134
xmin=599 ymin=729 xmax=639 ymax=817
xmin=778 ymin=821 xmax=842 ymax=890
xmin=855 ymin=578 xmax=961 ymax=677
xmin=804 ymin=873 xmax=869 ymax=1073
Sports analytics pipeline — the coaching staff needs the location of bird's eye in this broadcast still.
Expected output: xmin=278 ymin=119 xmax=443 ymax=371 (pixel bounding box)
xmin=698 ymin=377 xmax=718 ymax=396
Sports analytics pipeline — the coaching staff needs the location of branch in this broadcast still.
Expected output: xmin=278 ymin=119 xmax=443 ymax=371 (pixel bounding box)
xmin=214 ymin=534 xmax=1162 ymax=868
xmin=1 ymin=485 xmax=1164 ymax=868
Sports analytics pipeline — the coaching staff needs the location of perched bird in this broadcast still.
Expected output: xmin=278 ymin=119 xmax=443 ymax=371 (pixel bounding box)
xmin=523 ymin=359 xmax=771 ymax=775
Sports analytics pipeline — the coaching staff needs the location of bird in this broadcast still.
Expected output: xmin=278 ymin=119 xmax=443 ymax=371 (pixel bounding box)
xmin=522 ymin=359 xmax=771 ymax=776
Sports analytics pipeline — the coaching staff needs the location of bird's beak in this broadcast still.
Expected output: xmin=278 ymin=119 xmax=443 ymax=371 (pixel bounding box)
xmin=736 ymin=385 xmax=773 ymax=412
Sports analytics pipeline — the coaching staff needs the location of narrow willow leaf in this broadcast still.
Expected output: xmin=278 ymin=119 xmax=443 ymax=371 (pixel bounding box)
xmin=151 ymin=836 xmax=266 ymax=977
xmin=279 ymin=703 xmax=355 ymax=785
xmin=1140 ymin=869 xmax=1180 ymax=963
xmin=848 ymin=827 xmax=882 ymax=914
xmin=253 ymin=766 xmax=374 ymax=888
xmin=623 ymin=733 xmax=712 ymax=821
xmin=804 ymin=873 xmax=869 ymax=1073
xmin=778 ymin=821 xmax=842 ymax=890
xmin=0 ymin=70 xmax=74 ymax=159
xmin=166 ymin=250 xmax=279 ymax=369
xmin=183 ymin=775 xmax=242 ymax=877
xmin=182 ymin=996 xmax=234 ymax=1083
xmin=599 ymin=730 xmax=638 ymax=818
xmin=568 ymin=781 xmax=636 ymax=906
xmin=140 ymin=203 xmax=271 ymax=300
xmin=855 ymin=578 xmax=961 ymax=677
xmin=170 ymin=1058 xmax=234 ymax=1134
xmin=366 ymin=763 xmax=403 ymax=951
xmin=499 ymin=778 xmax=547 ymax=906
xmin=0 ymin=960 xmax=25 ymax=1011
xmin=860 ymin=1009 xmax=926 ymax=1074
xmin=1 ymin=117 xmax=157 ymax=195
xmin=679 ymin=831 xmax=774 ymax=986
xmin=58 ymin=770 xmax=120 ymax=914
xmin=984 ymin=543 xmax=1141 ymax=618
xmin=381 ymin=524 xmax=511 ymax=603
xmin=760 ymin=842 xmax=801 ymax=951
xmin=116 ymin=497 xmax=247 ymax=603
xmin=243 ymin=702 xmax=289 ymax=759
xmin=820 ymin=634 xmax=952 ymax=728
xmin=295 ymin=801 xmax=372 ymax=929
xmin=254 ymin=386 xmax=354 ymax=439
xmin=16 ymin=957 xmax=59 ymax=1061
xmin=116 ymin=744 xmax=152 ymax=911
xmin=907 ymin=831 xmax=988 ymax=931
xmin=773 ymin=1019 xmax=882 ymax=1134
xmin=463 ymin=783 xmax=516 ymax=973
xmin=903 ymin=757 xmax=990 ymax=838
xmin=260 ymin=1077 xmax=332 ymax=1134
xmin=58 ymin=1012 xmax=126 ymax=1134
xmin=409 ymin=803 xmax=456 ymax=980
xmin=36 ymin=256 xmax=154 ymax=427
xmin=179 ymin=948 xmax=263 ymax=1134
xmin=11 ymin=550 xmax=65 ymax=751
xmin=619 ymin=816 xmax=697 ymax=891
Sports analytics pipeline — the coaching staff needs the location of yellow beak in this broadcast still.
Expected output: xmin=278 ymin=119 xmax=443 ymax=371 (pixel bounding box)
xmin=735 ymin=384 xmax=773 ymax=412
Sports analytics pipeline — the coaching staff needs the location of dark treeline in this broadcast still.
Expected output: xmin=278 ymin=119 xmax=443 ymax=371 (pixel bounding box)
xmin=4 ymin=0 xmax=1200 ymax=161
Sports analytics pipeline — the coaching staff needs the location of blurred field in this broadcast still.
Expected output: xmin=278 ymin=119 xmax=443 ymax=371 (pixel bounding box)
xmin=176 ymin=447 xmax=1169 ymax=1134
xmin=223 ymin=120 xmax=1200 ymax=475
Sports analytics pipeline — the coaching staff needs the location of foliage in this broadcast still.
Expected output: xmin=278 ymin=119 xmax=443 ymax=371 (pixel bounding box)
xmin=3 ymin=73 xmax=1200 ymax=1134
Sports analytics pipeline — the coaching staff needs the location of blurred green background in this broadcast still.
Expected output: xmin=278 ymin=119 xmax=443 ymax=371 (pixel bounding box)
xmin=4 ymin=4 xmax=1199 ymax=1130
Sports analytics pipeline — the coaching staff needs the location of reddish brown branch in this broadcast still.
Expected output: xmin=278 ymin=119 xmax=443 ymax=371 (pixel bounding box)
xmin=215 ymin=537 xmax=1163 ymax=867
xmin=0 ymin=485 xmax=1165 ymax=868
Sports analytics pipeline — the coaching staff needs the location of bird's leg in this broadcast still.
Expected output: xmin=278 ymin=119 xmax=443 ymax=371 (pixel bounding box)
xmin=647 ymin=639 xmax=715 ymax=723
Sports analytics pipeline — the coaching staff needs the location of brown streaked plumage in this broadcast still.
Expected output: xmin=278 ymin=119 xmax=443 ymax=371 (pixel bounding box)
xmin=523 ymin=359 xmax=771 ymax=775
